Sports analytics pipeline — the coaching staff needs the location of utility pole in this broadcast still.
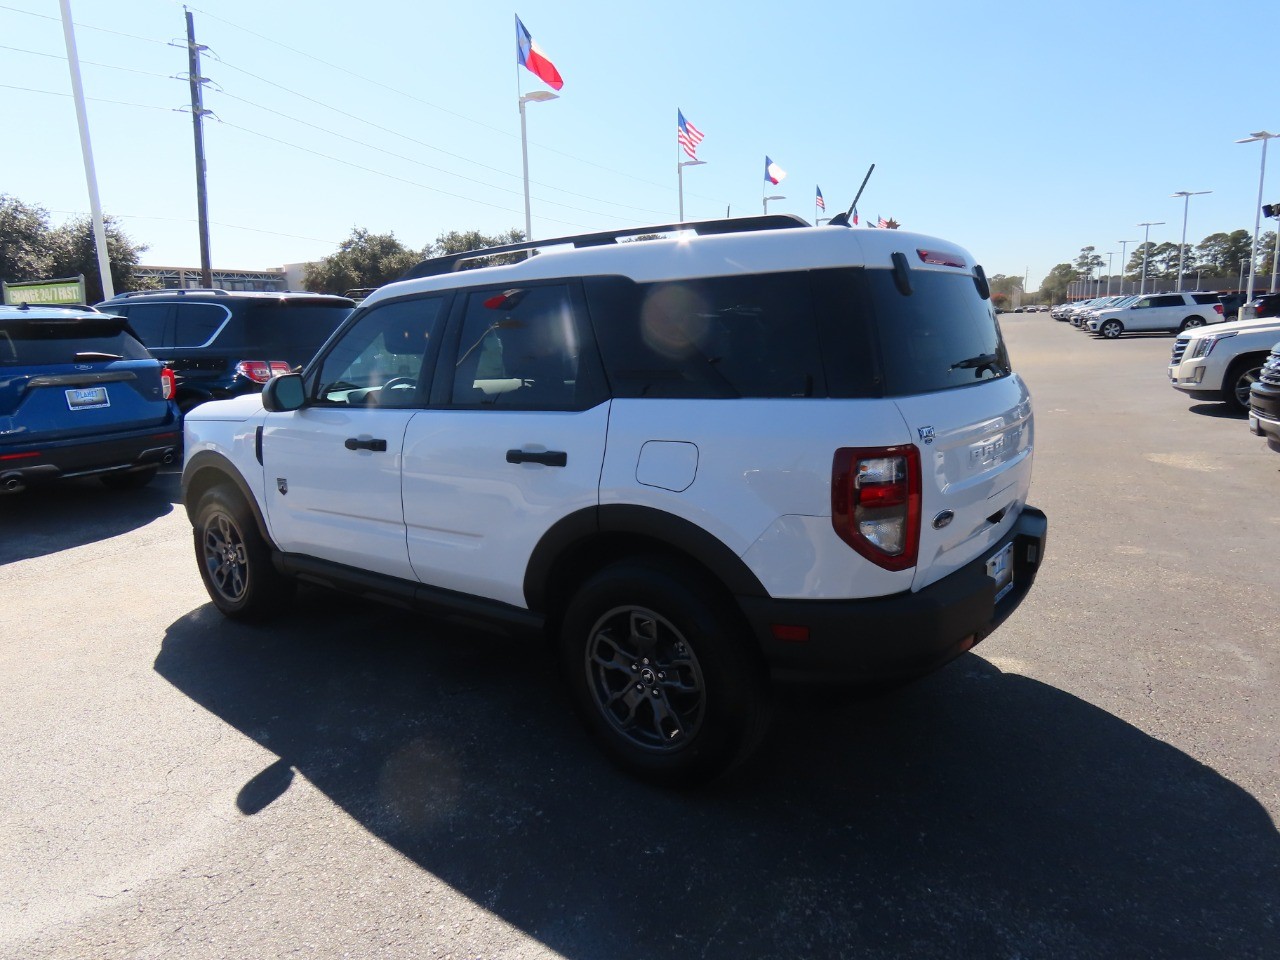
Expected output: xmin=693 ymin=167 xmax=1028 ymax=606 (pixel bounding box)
xmin=186 ymin=8 xmax=212 ymax=287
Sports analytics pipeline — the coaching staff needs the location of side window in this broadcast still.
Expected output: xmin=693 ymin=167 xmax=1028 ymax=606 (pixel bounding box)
xmin=313 ymin=297 xmax=444 ymax=407
xmin=116 ymin=303 xmax=171 ymax=347
xmin=450 ymin=284 xmax=584 ymax=408
xmin=1133 ymin=298 xmax=1153 ymax=309
xmin=173 ymin=303 xmax=230 ymax=347
xmin=1154 ymin=295 xmax=1184 ymax=308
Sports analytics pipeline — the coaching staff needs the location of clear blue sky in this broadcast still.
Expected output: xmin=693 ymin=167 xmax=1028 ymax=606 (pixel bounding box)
xmin=3 ymin=0 xmax=1278 ymax=290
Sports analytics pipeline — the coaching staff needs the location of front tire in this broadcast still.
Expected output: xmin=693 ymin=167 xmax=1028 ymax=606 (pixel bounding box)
xmin=1100 ymin=319 xmax=1124 ymax=339
xmin=559 ymin=558 xmax=770 ymax=786
xmin=1224 ymin=355 xmax=1266 ymax=413
xmin=193 ymin=486 xmax=294 ymax=619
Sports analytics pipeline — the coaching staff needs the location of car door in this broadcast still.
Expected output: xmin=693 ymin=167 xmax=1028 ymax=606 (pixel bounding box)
xmin=401 ymin=281 xmax=609 ymax=608
xmin=260 ymin=294 xmax=446 ymax=580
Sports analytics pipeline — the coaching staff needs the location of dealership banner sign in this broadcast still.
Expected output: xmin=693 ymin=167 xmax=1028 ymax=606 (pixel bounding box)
xmin=1 ymin=276 xmax=87 ymax=306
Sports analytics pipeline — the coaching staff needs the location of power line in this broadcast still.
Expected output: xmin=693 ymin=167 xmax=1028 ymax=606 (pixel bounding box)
xmin=49 ymin=209 xmax=341 ymax=246
xmin=0 ymin=43 xmax=174 ymax=80
xmin=0 ymin=3 xmax=170 ymax=46
xmin=0 ymin=82 xmax=176 ymax=112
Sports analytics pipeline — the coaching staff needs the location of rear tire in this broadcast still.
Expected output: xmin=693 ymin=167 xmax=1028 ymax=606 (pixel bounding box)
xmin=193 ymin=485 xmax=294 ymax=619
xmin=559 ymin=557 xmax=770 ymax=786
xmin=1100 ymin=319 xmax=1124 ymax=339
xmin=100 ymin=466 xmax=158 ymax=490
xmin=1223 ymin=355 xmax=1267 ymax=413
xmin=1180 ymin=316 xmax=1206 ymax=332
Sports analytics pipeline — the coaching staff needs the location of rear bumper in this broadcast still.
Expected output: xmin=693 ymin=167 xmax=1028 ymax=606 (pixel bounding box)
xmin=737 ymin=506 xmax=1048 ymax=686
xmin=0 ymin=427 xmax=180 ymax=493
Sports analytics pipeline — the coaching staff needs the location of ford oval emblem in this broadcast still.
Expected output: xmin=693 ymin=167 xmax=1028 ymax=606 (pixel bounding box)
xmin=932 ymin=509 xmax=955 ymax=530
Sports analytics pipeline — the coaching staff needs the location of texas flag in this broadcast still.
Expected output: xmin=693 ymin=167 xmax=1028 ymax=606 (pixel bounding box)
xmin=764 ymin=156 xmax=786 ymax=185
xmin=516 ymin=16 xmax=563 ymax=91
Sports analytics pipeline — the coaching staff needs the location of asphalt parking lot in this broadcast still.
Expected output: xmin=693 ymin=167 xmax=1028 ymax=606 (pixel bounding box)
xmin=1 ymin=313 xmax=1276 ymax=959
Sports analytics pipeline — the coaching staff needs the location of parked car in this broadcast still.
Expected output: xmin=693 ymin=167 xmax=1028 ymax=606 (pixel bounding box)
xmin=1168 ymin=314 xmax=1280 ymax=412
xmin=1217 ymin=291 xmax=1249 ymax=322
xmin=1087 ymin=292 xmax=1223 ymax=338
xmin=1247 ymin=343 xmax=1280 ymax=452
xmin=1239 ymin=292 xmax=1280 ymax=322
xmin=97 ymin=289 xmax=355 ymax=413
xmin=180 ymin=215 xmax=1048 ymax=785
xmin=1073 ymin=295 xmax=1132 ymax=328
xmin=0 ymin=304 xmax=180 ymax=494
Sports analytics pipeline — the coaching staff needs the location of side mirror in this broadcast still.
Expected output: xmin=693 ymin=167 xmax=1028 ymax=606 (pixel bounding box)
xmin=262 ymin=373 xmax=306 ymax=412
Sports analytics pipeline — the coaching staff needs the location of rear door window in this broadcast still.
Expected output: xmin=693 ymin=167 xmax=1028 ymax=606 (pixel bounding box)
xmin=115 ymin=303 xmax=172 ymax=347
xmin=173 ymin=303 xmax=231 ymax=347
xmin=861 ymin=268 xmax=1009 ymax=396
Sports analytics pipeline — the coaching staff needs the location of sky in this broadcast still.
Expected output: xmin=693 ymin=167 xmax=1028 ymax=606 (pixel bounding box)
xmin=3 ymin=0 xmax=1279 ymax=291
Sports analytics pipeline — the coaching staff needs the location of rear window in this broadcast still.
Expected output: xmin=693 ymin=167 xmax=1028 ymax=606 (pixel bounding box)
xmin=585 ymin=273 xmax=825 ymax=399
xmin=1191 ymin=293 xmax=1219 ymax=305
xmin=0 ymin=320 xmax=152 ymax=366
xmin=857 ymin=268 xmax=1010 ymax=396
xmin=238 ymin=302 xmax=352 ymax=361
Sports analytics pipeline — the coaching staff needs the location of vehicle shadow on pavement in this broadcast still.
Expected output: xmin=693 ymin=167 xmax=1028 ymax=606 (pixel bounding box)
xmin=1186 ymin=402 xmax=1248 ymax=420
xmin=155 ymin=596 xmax=1278 ymax=960
xmin=0 ymin=471 xmax=179 ymax=565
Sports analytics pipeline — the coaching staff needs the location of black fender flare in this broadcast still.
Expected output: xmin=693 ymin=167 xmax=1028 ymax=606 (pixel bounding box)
xmin=181 ymin=449 xmax=274 ymax=546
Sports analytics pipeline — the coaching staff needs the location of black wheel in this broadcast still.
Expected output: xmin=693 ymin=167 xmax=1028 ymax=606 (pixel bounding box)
xmin=193 ymin=486 xmax=294 ymax=619
xmin=1224 ymin=355 xmax=1266 ymax=413
xmin=100 ymin=466 xmax=158 ymax=490
xmin=1100 ymin=319 xmax=1124 ymax=339
xmin=1180 ymin=316 xmax=1206 ymax=332
xmin=559 ymin=557 xmax=770 ymax=785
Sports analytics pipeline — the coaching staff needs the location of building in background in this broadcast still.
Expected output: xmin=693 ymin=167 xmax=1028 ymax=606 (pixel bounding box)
xmin=134 ymin=264 xmax=288 ymax=291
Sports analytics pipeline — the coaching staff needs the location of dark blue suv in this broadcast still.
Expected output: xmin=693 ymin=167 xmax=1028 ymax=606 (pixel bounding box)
xmin=0 ymin=305 xmax=181 ymax=494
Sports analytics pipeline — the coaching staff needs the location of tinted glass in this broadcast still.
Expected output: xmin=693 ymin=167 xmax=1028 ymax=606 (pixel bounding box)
xmin=241 ymin=302 xmax=352 ymax=364
xmin=1191 ymin=293 xmax=1219 ymax=305
xmin=314 ymin=297 xmax=443 ymax=407
xmin=0 ymin=320 xmax=152 ymax=366
xmin=451 ymin=284 xmax=585 ymax=407
xmin=864 ymin=268 xmax=1010 ymax=396
xmin=117 ymin=303 xmax=170 ymax=347
xmin=585 ymin=273 xmax=824 ymax=399
xmin=173 ymin=303 xmax=230 ymax=347
xmin=1153 ymin=295 xmax=1184 ymax=307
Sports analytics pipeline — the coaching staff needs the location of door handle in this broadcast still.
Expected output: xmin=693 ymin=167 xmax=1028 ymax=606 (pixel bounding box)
xmin=506 ymin=449 xmax=567 ymax=467
xmin=345 ymin=437 xmax=388 ymax=452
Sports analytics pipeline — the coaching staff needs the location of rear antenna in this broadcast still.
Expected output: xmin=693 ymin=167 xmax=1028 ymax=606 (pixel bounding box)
xmin=827 ymin=163 xmax=875 ymax=227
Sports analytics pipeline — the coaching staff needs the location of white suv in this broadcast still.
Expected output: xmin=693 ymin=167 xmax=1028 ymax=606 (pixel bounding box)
xmin=1169 ymin=315 xmax=1280 ymax=412
xmin=1087 ymin=291 xmax=1223 ymax=338
xmin=181 ymin=216 xmax=1048 ymax=784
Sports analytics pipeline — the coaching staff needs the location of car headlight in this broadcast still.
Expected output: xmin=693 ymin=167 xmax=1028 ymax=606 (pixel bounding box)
xmin=1191 ymin=332 xmax=1236 ymax=359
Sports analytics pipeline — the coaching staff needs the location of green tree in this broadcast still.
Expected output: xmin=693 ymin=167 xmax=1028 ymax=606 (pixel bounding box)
xmin=303 ymin=228 xmax=424 ymax=294
xmin=1258 ymin=230 xmax=1278 ymax=279
xmin=1039 ymin=263 xmax=1078 ymax=304
xmin=48 ymin=214 xmax=148 ymax=303
xmin=1194 ymin=230 xmax=1253 ymax=276
xmin=0 ymin=194 xmax=57 ymax=283
xmin=428 ymin=228 xmax=526 ymax=269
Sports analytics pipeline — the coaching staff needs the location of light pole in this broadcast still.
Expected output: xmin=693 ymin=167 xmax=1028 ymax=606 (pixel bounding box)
xmin=1171 ymin=190 xmax=1211 ymax=292
xmin=1239 ymin=256 xmax=1250 ymax=292
xmin=1104 ymin=252 xmax=1115 ymax=295
xmin=677 ymin=159 xmax=706 ymax=221
xmin=1136 ymin=221 xmax=1165 ymax=296
xmin=1236 ymin=132 xmax=1278 ymax=301
xmin=763 ymin=195 xmax=785 ymax=214
xmin=1117 ymin=239 xmax=1136 ymax=296
xmin=518 ymin=90 xmax=558 ymax=241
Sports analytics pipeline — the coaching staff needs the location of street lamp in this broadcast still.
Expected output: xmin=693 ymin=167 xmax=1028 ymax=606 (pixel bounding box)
xmin=1171 ymin=190 xmax=1211 ymax=292
xmin=1136 ymin=221 xmax=1165 ymax=296
xmin=763 ymin=195 xmax=785 ymax=214
xmin=1235 ymin=131 xmax=1278 ymax=301
xmin=518 ymin=90 xmax=559 ymax=242
xmin=1117 ymin=239 xmax=1136 ymax=296
xmin=677 ymin=159 xmax=706 ymax=221
xmin=1104 ymin=252 xmax=1115 ymax=295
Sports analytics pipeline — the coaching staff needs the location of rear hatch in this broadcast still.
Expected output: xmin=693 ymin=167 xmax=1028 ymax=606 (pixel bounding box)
xmin=860 ymin=261 xmax=1034 ymax=592
xmin=0 ymin=315 xmax=172 ymax=445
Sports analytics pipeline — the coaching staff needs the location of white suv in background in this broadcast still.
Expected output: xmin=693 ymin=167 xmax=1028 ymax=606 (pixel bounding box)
xmin=1088 ymin=291 xmax=1223 ymax=338
xmin=1169 ymin=315 xmax=1280 ymax=412
xmin=181 ymin=215 xmax=1048 ymax=784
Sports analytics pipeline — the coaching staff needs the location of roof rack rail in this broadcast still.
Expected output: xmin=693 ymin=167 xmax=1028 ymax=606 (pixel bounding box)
xmin=105 ymin=288 xmax=233 ymax=299
xmin=400 ymin=214 xmax=810 ymax=281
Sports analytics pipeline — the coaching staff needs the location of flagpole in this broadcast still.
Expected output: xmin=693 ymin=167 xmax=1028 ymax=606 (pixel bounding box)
xmin=677 ymin=115 xmax=684 ymax=221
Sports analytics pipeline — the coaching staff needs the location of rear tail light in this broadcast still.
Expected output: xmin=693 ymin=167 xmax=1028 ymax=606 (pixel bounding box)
xmin=1214 ymin=304 xmax=1223 ymax=315
xmin=235 ymin=360 xmax=291 ymax=383
xmin=160 ymin=366 xmax=177 ymax=400
xmin=832 ymin=445 xmax=922 ymax=571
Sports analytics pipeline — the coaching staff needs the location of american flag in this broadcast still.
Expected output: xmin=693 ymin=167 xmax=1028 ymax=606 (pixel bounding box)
xmin=877 ymin=216 xmax=889 ymax=228
xmin=677 ymin=110 xmax=704 ymax=160
xmin=816 ymin=186 xmax=825 ymax=212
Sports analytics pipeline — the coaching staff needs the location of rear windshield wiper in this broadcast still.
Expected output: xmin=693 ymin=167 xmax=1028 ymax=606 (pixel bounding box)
xmin=949 ymin=352 xmax=1003 ymax=373
xmin=73 ymin=351 xmax=124 ymax=361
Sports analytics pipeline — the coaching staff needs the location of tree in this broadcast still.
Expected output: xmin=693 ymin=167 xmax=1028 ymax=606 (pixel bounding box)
xmin=48 ymin=214 xmax=148 ymax=303
xmin=1257 ymin=230 xmax=1278 ymax=280
xmin=303 ymin=228 xmax=425 ymax=294
xmin=1194 ymin=230 xmax=1253 ymax=276
xmin=0 ymin=194 xmax=57 ymax=283
xmin=987 ymin=273 xmax=1025 ymax=303
xmin=1039 ymin=263 xmax=1078 ymax=305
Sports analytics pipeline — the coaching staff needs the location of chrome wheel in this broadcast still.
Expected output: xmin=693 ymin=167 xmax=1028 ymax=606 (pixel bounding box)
xmin=584 ymin=605 xmax=706 ymax=753
xmin=203 ymin=512 xmax=248 ymax=603
xmin=1101 ymin=320 xmax=1123 ymax=339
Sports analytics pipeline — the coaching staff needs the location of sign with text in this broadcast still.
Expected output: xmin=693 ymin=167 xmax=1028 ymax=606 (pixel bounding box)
xmin=1 ymin=276 xmax=87 ymax=306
